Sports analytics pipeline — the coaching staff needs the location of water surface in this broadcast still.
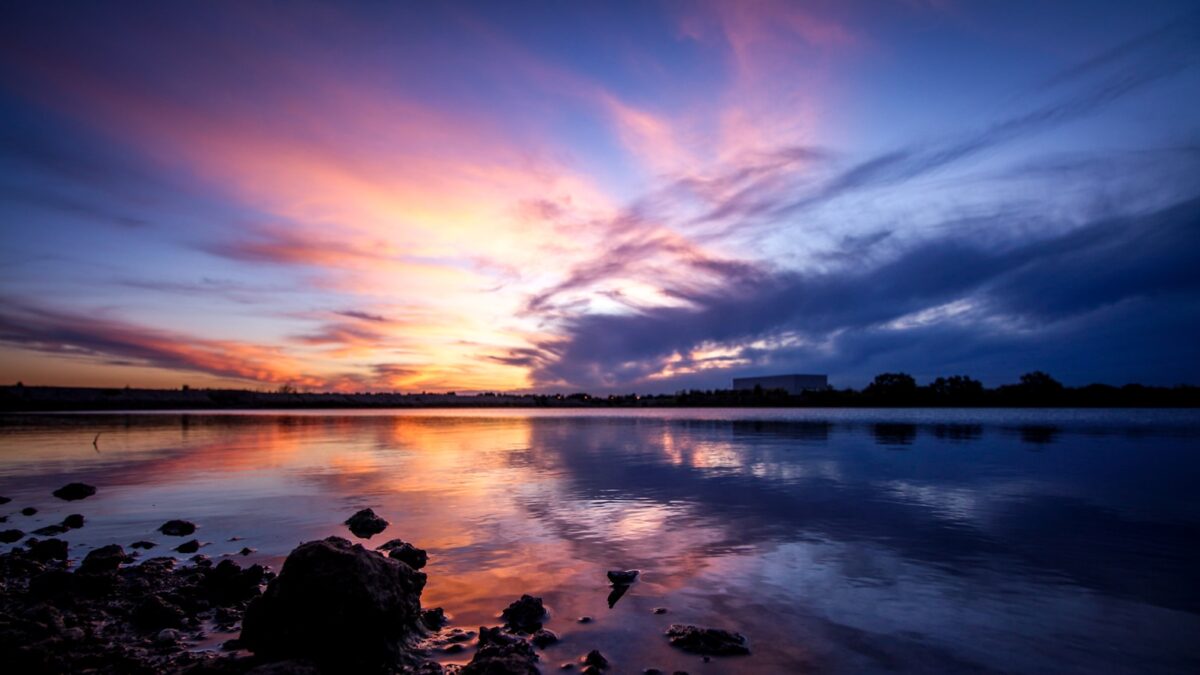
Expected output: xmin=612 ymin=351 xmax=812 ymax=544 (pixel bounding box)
xmin=1 ymin=408 xmax=1198 ymax=673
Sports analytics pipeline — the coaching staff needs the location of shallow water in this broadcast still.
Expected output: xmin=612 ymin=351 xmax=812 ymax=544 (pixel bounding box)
xmin=2 ymin=408 xmax=1199 ymax=673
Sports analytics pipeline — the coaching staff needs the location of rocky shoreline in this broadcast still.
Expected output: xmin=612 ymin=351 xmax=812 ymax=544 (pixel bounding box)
xmin=0 ymin=484 xmax=750 ymax=674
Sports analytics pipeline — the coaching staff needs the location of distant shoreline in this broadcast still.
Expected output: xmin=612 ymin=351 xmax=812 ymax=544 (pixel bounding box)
xmin=2 ymin=383 xmax=1197 ymax=412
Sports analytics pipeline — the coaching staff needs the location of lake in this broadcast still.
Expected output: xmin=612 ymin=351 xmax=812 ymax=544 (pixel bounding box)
xmin=2 ymin=408 xmax=1199 ymax=673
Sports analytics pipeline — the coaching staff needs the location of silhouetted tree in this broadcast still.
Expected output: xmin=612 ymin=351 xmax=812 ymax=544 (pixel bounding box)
xmin=929 ymin=375 xmax=984 ymax=401
xmin=1019 ymin=371 xmax=1063 ymax=393
xmin=865 ymin=373 xmax=917 ymax=400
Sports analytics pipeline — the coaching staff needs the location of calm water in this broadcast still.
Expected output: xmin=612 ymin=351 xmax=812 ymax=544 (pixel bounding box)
xmin=1 ymin=408 xmax=1199 ymax=674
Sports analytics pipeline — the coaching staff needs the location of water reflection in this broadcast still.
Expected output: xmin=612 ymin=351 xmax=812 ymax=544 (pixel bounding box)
xmin=1 ymin=410 xmax=1199 ymax=673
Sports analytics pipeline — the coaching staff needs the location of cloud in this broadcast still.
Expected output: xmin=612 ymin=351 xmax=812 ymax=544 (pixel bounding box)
xmin=520 ymin=194 xmax=1200 ymax=390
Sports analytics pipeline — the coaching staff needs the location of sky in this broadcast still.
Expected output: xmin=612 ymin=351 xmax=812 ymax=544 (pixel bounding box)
xmin=0 ymin=0 xmax=1198 ymax=393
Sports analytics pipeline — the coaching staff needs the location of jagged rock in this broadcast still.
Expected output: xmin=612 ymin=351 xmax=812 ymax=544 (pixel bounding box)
xmin=53 ymin=482 xmax=96 ymax=501
xmin=462 ymin=626 xmax=539 ymax=675
xmin=159 ymin=520 xmax=196 ymax=536
xmin=344 ymin=508 xmax=389 ymax=539
xmin=378 ymin=539 xmax=428 ymax=569
xmin=241 ymin=536 xmax=425 ymax=670
xmin=531 ymin=629 xmax=559 ymax=648
xmin=131 ymin=540 xmax=156 ymax=549
xmin=0 ymin=528 xmax=23 ymax=543
xmin=664 ymin=624 xmax=750 ymax=655
xmin=582 ymin=649 xmax=609 ymax=669
xmin=175 ymin=539 xmax=201 ymax=554
xmin=28 ymin=538 xmax=67 ymax=561
xmin=421 ymin=606 xmax=447 ymax=630
xmin=61 ymin=514 xmax=85 ymax=529
xmin=133 ymin=594 xmax=186 ymax=629
xmin=202 ymin=559 xmax=265 ymax=605
xmin=21 ymin=507 xmax=37 ymax=516
xmin=78 ymin=544 xmax=127 ymax=574
xmin=501 ymin=594 xmax=547 ymax=632
xmin=606 ymin=569 xmax=639 ymax=584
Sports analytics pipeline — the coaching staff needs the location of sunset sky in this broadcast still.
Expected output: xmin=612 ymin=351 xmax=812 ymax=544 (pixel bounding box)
xmin=1 ymin=1 xmax=1198 ymax=393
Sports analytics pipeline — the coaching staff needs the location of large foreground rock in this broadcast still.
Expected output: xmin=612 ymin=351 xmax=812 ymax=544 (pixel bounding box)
xmin=241 ymin=536 xmax=426 ymax=671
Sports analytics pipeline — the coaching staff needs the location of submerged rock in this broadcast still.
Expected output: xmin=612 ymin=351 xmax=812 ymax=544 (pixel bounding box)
xmin=52 ymin=482 xmax=96 ymax=501
xmin=462 ymin=626 xmax=539 ymax=675
xmin=33 ymin=524 xmax=69 ymax=536
xmin=27 ymin=538 xmax=67 ymax=561
xmin=240 ymin=536 xmax=425 ymax=670
xmin=0 ymin=529 xmax=24 ymax=543
xmin=0 ymin=495 xmax=10 ymax=504
xmin=377 ymin=538 xmax=428 ymax=569
xmin=61 ymin=513 xmax=85 ymax=529
xmin=344 ymin=508 xmax=389 ymax=539
xmin=175 ymin=539 xmax=201 ymax=554
xmin=130 ymin=540 xmax=156 ymax=549
xmin=159 ymin=520 xmax=196 ymax=536
xmin=501 ymin=594 xmax=548 ymax=632
xmin=606 ymin=569 xmax=639 ymax=585
xmin=531 ymin=629 xmax=559 ymax=648
xmin=78 ymin=544 xmax=127 ymax=574
xmin=664 ymin=624 xmax=750 ymax=656
xmin=21 ymin=507 xmax=37 ymax=516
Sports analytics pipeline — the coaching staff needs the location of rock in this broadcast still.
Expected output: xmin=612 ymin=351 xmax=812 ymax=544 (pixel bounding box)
xmin=222 ymin=638 xmax=244 ymax=651
xmin=421 ymin=607 xmax=447 ymax=630
xmin=133 ymin=594 xmax=187 ymax=629
xmin=175 ymin=539 xmax=201 ymax=554
xmin=501 ymin=594 xmax=547 ymax=632
xmin=33 ymin=524 xmax=69 ymax=536
xmin=531 ymin=629 xmax=559 ymax=648
xmin=652 ymin=607 xmax=668 ymax=615
xmin=240 ymin=536 xmax=425 ymax=670
xmin=131 ymin=540 xmax=157 ymax=549
xmin=61 ymin=513 xmax=85 ymax=529
xmin=606 ymin=569 xmax=639 ymax=585
xmin=78 ymin=544 xmax=127 ymax=574
xmin=664 ymin=624 xmax=750 ymax=656
xmin=582 ymin=650 xmax=609 ymax=669
xmin=61 ymin=626 xmax=85 ymax=641
xmin=377 ymin=539 xmax=428 ymax=569
xmin=240 ymin=547 xmax=255 ymax=556
xmin=462 ymin=627 xmax=539 ymax=675
xmin=606 ymin=583 xmax=630 ymax=608
xmin=21 ymin=507 xmax=37 ymax=516
xmin=0 ymin=528 xmax=23 ymax=543
xmin=156 ymin=628 xmax=181 ymax=644
xmin=202 ymin=559 xmax=265 ymax=605
xmin=159 ymin=519 xmax=197 ymax=536
xmin=28 ymin=538 xmax=68 ymax=561
xmin=642 ymin=670 xmax=663 ymax=675
xmin=444 ymin=643 xmax=465 ymax=654
xmin=0 ymin=495 xmax=10 ymax=504
xmin=344 ymin=508 xmax=389 ymax=539
xmin=52 ymin=482 xmax=96 ymax=501
xmin=577 ymin=616 xmax=592 ymax=624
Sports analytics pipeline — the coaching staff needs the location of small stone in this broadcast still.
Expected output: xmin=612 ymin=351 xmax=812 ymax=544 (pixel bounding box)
xmin=560 ymin=664 xmax=575 ymax=670
xmin=21 ymin=507 xmax=37 ymax=516
xmin=653 ymin=607 xmax=668 ymax=615
xmin=531 ymin=629 xmax=559 ymax=648
xmin=175 ymin=539 xmax=201 ymax=554
xmin=240 ymin=547 xmax=255 ymax=555
xmin=155 ymin=628 xmax=181 ymax=645
xmin=53 ymin=482 xmax=96 ymax=501
xmin=28 ymin=538 xmax=68 ymax=561
xmin=78 ymin=544 xmax=127 ymax=574
xmin=377 ymin=539 xmax=428 ymax=569
xmin=501 ymin=594 xmax=547 ymax=632
xmin=61 ymin=514 xmax=85 ymax=529
xmin=131 ymin=540 xmax=156 ymax=549
xmin=606 ymin=569 xmax=639 ymax=584
xmin=344 ymin=508 xmax=389 ymax=539
xmin=582 ymin=649 xmax=609 ymax=669
xmin=577 ymin=616 xmax=593 ymax=624
xmin=159 ymin=519 xmax=196 ymax=536
xmin=664 ymin=624 xmax=750 ymax=656
xmin=0 ymin=529 xmax=23 ymax=543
